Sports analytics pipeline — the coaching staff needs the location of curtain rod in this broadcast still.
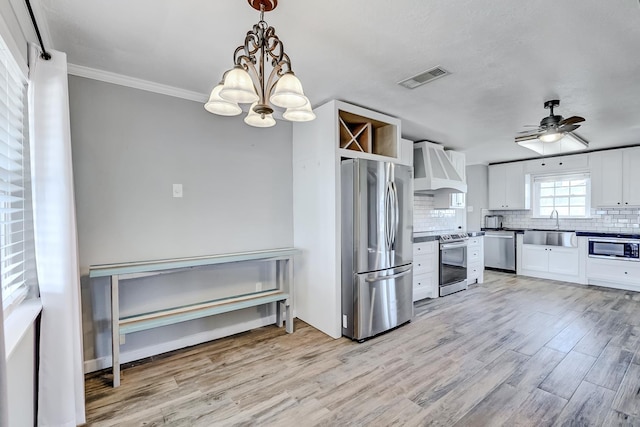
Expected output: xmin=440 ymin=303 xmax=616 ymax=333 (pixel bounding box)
xmin=24 ymin=0 xmax=51 ymax=60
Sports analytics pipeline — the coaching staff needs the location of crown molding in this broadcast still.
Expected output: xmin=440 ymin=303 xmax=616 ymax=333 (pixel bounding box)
xmin=67 ymin=63 xmax=208 ymax=103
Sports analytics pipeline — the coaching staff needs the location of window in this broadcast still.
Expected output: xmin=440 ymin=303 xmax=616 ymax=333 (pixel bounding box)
xmin=0 ymin=35 xmax=31 ymax=314
xmin=532 ymin=173 xmax=590 ymax=218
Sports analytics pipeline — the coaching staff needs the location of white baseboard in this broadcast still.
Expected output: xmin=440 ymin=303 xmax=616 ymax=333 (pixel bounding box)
xmin=587 ymin=279 xmax=640 ymax=293
xmin=84 ymin=314 xmax=278 ymax=373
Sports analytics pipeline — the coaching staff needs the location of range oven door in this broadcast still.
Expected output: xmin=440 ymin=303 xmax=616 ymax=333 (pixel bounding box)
xmin=440 ymin=241 xmax=468 ymax=295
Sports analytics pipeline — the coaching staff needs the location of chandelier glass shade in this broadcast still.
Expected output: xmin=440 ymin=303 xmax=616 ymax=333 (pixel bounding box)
xmin=205 ymin=0 xmax=314 ymax=127
xmin=204 ymin=83 xmax=243 ymax=116
xmin=282 ymin=98 xmax=316 ymax=122
xmin=244 ymin=102 xmax=276 ymax=127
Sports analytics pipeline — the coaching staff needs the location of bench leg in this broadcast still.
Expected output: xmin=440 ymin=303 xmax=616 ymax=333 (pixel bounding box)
xmin=111 ymin=275 xmax=121 ymax=387
xmin=276 ymin=300 xmax=283 ymax=327
xmin=285 ymin=300 xmax=293 ymax=334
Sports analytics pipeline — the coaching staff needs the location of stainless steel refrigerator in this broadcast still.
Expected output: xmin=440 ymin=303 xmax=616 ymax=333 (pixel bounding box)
xmin=341 ymin=158 xmax=413 ymax=341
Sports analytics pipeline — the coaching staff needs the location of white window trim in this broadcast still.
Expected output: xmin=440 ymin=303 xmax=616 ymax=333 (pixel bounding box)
xmin=3 ymin=298 xmax=40 ymax=359
xmin=531 ymin=171 xmax=592 ymax=219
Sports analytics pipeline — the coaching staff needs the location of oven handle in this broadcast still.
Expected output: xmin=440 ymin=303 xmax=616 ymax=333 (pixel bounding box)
xmin=441 ymin=241 xmax=468 ymax=249
xmin=589 ymin=238 xmax=640 ymax=245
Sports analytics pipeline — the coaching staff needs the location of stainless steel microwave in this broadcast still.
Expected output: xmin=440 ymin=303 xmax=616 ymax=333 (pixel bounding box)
xmin=588 ymin=239 xmax=640 ymax=261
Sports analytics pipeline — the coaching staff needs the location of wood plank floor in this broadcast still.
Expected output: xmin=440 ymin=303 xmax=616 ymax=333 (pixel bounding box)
xmin=84 ymin=271 xmax=640 ymax=426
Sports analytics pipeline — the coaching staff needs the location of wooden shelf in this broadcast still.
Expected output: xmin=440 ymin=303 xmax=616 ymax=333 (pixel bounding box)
xmin=119 ymin=290 xmax=290 ymax=335
xmin=338 ymin=109 xmax=398 ymax=158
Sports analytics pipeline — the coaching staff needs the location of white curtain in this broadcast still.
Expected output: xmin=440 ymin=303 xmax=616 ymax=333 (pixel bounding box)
xmin=29 ymin=45 xmax=85 ymax=426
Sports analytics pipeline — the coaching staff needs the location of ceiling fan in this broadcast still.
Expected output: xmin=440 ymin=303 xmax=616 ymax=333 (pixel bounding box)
xmin=515 ymin=100 xmax=588 ymax=155
xmin=516 ymin=99 xmax=585 ymax=143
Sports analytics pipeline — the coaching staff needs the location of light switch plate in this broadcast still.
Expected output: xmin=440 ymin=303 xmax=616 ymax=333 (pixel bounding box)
xmin=467 ymin=205 xmax=474 ymax=212
xmin=173 ymin=184 xmax=183 ymax=198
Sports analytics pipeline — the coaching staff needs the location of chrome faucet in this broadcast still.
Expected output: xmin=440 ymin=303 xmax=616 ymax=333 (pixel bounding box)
xmin=550 ymin=209 xmax=560 ymax=230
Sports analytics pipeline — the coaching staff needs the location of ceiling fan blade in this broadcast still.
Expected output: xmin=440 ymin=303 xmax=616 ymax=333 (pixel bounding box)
xmin=558 ymin=124 xmax=580 ymax=133
xmin=559 ymin=116 xmax=585 ymax=126
xmin=515 ymin=133 xmax=539 ymax=143
xmin=516 ymin=128 xmax=542 ymax=135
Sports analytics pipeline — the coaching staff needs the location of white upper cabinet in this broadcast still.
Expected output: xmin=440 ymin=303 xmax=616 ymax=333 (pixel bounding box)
xmin=591 ymin=147 xmax=640 ymax=207
xmin=488 ymin=162 xmax=529 ymax=210
xmin=524 ymin=154 xmax=589 ymax=174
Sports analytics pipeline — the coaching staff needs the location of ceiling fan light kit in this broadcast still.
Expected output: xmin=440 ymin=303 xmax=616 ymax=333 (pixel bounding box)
xmin=205 ymin=0 xmax=314 ymax=127
xmin=516 ymin=132 xmax=589 ymax=156
xmin=515 ymin=99 xmax=587 ymax=155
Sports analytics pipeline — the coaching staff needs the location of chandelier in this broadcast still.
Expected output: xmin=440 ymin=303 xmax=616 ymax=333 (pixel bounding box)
xmin=204 ymin=0 xmax=315 ymax=127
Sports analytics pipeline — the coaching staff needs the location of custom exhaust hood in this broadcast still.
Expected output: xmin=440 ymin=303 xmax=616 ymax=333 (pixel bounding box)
xmin=413 ymin=141 xmax=467 ymax=193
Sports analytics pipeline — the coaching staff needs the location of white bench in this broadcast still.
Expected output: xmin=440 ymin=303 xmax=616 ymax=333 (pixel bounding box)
xmin=89 ymin=248 xmax=297 ymax=387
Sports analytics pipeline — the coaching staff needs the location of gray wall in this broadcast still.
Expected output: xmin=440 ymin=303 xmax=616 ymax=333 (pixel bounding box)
xmin=466 ymin=164 xmax=489 ymax=230
xmin=69 ymin=76 xmax=294 ymax=370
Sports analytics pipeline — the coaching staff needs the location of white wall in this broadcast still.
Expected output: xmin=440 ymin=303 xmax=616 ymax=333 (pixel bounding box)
xmin=68 ymin=76 xmax=295 ymax=371
xmin=0 ymin=0 xmax=30 ymax=69
xmin=466 ymin=165 xmax=489 ymax=230
xmin=6 ymin=327 xmax=36 ymax=427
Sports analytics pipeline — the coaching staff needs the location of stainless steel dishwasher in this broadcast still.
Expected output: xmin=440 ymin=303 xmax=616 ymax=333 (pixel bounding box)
xmin=484 ymin=230 xmax=516 ymax=272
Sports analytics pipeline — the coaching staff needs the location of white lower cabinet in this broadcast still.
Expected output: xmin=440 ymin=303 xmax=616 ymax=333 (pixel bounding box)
xmin=413 ymin=241 xmax=439 ymax=301
xmin=587 ymin=257 xmax=640 ymax=292
xmin=520 ymin=245 xmax=582 ymax=283
xmin=467 ymin=236 xmax=484 ymax=284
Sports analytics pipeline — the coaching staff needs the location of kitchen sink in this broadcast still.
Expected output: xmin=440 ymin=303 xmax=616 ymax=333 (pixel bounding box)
xmin=523 ymin=230 xmax=577 ymax=247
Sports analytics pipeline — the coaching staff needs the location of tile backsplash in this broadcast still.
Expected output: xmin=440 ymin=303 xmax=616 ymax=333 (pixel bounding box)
xmin=414 ymin=194 xmax=464 ymax=232
xmin=486 ymin=208 xmax=640 ymax=233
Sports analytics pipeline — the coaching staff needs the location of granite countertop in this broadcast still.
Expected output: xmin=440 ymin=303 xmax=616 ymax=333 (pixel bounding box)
xmin=481 ymin=228 xmax=640 ymax=239
xmin=575 ymin=231 xmax=640 ymax=239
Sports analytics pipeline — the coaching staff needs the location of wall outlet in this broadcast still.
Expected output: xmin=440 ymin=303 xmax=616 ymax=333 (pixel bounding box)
xmin=119 ymin=335 xmax=126 ymax=345
xmin=467 ymin=205 xmax=474 ymax=212
xmin=342 ymin=314 xmax=347 ymax=328
xmin=173 ymin=184 xmax=183 ymax=198
xmin=255 ymin=282 xmax=263 ymax=292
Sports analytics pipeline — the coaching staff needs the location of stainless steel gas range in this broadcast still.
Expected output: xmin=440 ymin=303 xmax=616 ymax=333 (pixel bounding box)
xmin=439 ymin=233 xmax=469 ymax=296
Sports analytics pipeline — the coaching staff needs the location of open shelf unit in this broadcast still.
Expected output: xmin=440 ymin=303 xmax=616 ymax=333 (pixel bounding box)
xmin=337 ymin=108 xmax=399 ymax=160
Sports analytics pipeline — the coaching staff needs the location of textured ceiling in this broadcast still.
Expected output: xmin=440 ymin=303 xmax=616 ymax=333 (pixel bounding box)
xmin=37 ymin=0 xmax=640 ymax=164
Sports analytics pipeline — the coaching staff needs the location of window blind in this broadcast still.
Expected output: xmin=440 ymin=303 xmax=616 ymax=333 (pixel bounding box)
xmin=0 ymin=36 xmax=29 ymax=312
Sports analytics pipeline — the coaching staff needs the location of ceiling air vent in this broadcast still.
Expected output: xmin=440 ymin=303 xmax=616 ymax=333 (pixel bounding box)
xmin=398 ymin=66 xmax=450 ymax=89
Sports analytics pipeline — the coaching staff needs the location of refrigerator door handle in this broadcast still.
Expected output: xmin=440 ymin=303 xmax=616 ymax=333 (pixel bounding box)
xmin=364 ymin=265 xmax=413 ymax=282
xmin=384 ymin=182 xmax=392 ymax=250
xmin=390 ymin=181 xmax=399 ymax=247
